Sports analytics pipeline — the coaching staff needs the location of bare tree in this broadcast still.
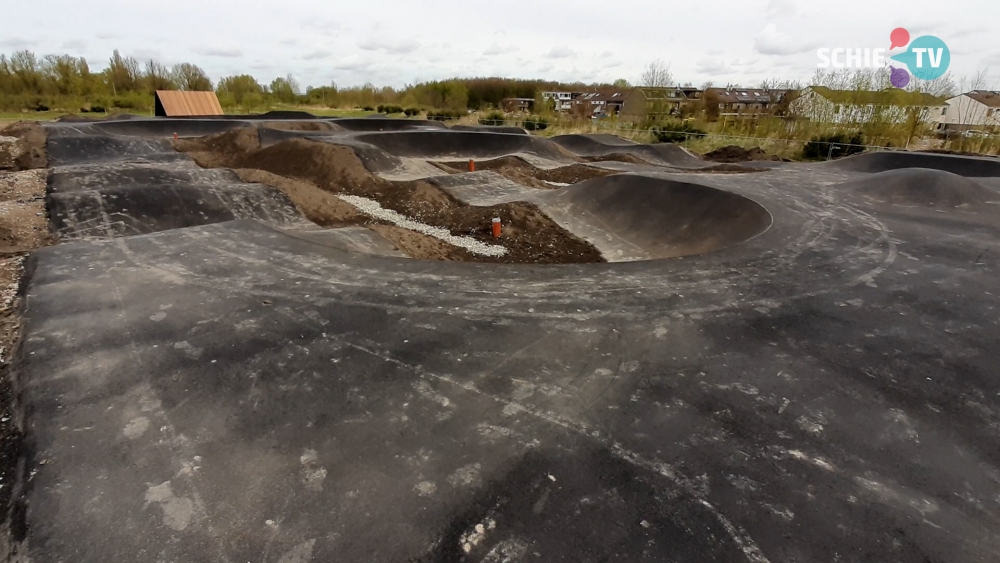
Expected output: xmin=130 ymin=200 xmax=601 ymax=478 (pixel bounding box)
xmin=172 ymin=63 xmax=212 ymax=91
xmin=640 ymin=59 xmax=673 ymax=88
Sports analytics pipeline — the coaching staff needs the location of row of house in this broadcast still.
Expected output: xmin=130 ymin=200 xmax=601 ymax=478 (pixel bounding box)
xmin=501 ymin=86 xmax=1000 ymax=131
xmin=501 ymin=87 xmax=791 ymax=120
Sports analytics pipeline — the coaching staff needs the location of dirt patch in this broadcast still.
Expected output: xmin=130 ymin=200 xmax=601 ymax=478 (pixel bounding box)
xmin=583 ymin=153 xmax=654 ymax=165
xmin=675 ymin=163 xmax=768 ymax=174
xmin=0 ymin=122 xmax=46 ymax=171
xmin=174 ymin=127 xmax=261 ymax=168
xmin=259 ymin=121 xmax=339 ymax=132
xmin=233 ymin=168 xmax=364 ymax=227
xmin=438 ymin=156 xmax=615 ymax=188
xmin=0 ymin=171 xmax=51 ymax=254
xmin=176 ymin=128 xmax=604 ymax=263
xmin=702 ymin=145 xmax=785 ymax=163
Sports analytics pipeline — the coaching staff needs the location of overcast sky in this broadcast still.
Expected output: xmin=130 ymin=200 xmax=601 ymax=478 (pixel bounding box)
xmin=6 ymin=0 xmax=998 ymax=90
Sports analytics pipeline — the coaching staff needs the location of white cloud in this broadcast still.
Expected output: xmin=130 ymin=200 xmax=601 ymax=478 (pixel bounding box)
xmin=61 ymin=39 xmax=87 ymax=51
xmin=754 ymin=24 xmax=817 ymax=55
xmin=0 ymin=37 xmax=36 ymax=49
xmin=545 ymin=46 xmax=576 ymax=59
xmin=302 ymin=50 xmax=333 ymax=60
xmin=483 ymin=43 xmax=517 ymax=56
xmin=358 ymin=38 xmax=420 ymax=54
xmin=696 ymin=57 xmax=732 ymax=76
xmin=197 ymin=46 xmax=244 ymax=58
xmin=604 ymin=60 xmax=623 ymax=68
xmin=537 ymin=62 xmax=554 ymax=72
xmin=765 ymin=0 xmax=797 ymax=17
xmin=599 ymin=50 xmax=613 ymax=58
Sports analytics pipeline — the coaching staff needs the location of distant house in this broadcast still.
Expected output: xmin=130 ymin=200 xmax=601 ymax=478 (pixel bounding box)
xmin=500 ymin=97 xmax=534 ymax=113
xmin=541 ymin=91 xmax=575 ymax=112
xmin=567 ymin=91 xmax=629 ymax=117
xmin=937 ymin=90 xmax=1000 ymax=131
xmin=705 ymin=88 xmax=789 ymax=116
xmin=790 ymin=86 xmax=945 ymax=124
xmin=620 ymin=87 xmax=702 ymax=122
xmin=154 ymin=90 xmax=224 ymax=117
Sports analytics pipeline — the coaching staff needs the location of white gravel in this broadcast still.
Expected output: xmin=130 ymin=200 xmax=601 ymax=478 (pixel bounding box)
xmin=336 ymin=195 xmax=508 ymax=257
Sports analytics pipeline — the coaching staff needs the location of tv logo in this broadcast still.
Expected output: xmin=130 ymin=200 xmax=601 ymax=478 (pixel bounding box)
xmin=816 ymin=28 xmax=951 ymax=88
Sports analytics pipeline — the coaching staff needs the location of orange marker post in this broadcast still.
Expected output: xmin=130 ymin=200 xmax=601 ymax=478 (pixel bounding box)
xmin=468 ymin=159 xmax=475 ymax=172
xmin=491 ymin=217 xmax=501 ymax=238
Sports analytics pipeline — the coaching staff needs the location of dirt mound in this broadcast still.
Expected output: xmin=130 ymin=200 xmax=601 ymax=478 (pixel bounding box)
xmin=838 ymin=168 xmax=998 ymax=208
xmin=260 ymin=121 xmax=340 ymax=132
xmin=232 ymin=169 xmax=364 ymax=226
xmin=437 ymin=156 xmax=614 ymax=188
xmin=828 ymin=151 xmax=1000 ymax=177
xmin=354 ymin=130 xmax=573 ymax=161
xmin=0 ymin=122 xmax=46 ymax=170
xmin=583 ymin=153 xmax=653 ymax=165
xmin=177 ymin=130 xmax=603 ymax=264
xmin=703 ymin=146 xmax=783 ymax=163
xmin=174 ymin=127 xmax=262 ymax=168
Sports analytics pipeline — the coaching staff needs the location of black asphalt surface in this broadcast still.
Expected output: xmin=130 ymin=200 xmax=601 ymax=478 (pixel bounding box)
xmin=8 ymin=117 xmax=1000 ymax=562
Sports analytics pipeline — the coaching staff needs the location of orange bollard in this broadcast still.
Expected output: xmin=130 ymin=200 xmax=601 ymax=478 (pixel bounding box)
xmin=491 ymin=217 xmax=501 ymax=238
xmin=468 ymin=159 xmax=475 ymax=172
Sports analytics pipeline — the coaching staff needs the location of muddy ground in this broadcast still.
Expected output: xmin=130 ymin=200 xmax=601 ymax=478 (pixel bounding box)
xmin=176 ymin=128 xmax=604 ymax=264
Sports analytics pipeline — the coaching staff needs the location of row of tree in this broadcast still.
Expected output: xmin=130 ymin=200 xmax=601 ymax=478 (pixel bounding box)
xmin=0 ymin=48 xmax=661 ymax=114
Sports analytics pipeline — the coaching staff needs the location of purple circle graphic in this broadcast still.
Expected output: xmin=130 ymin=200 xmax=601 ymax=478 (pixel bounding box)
xmin=890 ymin=67 xmax=910 ymax=88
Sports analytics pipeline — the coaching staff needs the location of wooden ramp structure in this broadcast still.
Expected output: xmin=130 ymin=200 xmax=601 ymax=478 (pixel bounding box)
xmin=154 ymin=90 xmax=224 ymax=117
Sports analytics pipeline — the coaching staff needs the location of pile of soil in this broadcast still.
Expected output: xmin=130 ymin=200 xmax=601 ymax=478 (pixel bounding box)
xmin=176 ymin=128 xmax=604 ymax=264
xmin=583 ymin=153 xmax=654 ymax=165
xmin=703 ymin=145 xmax=784 ymax=163
xmin=0 ymin=122 xmax=46 ymax=171
xmin=436 ymin=156 xmax=614 ymax=188
xmin=259 ymin=121 xmax=340 ymax=132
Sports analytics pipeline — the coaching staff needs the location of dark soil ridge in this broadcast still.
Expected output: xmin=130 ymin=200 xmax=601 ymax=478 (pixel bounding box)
xmin=435 ymin=155 xmax=616 ymax=188
xmin=175 ymin=128 xmax=604 ymax=264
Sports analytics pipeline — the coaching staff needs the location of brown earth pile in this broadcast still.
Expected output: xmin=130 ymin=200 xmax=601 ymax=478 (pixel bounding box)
xmin=176 ymin=128 xmax=604 ymax=264
xmin=437 ymin=156 xmax=614 ymax=188
xmin=583 ymin=153 xmax=654 ymax=165
xmin=703 ymin=145 xmax=784 ymax=163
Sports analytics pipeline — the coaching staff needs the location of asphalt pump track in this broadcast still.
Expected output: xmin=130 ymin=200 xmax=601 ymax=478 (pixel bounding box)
xmin=4 ymin=116 xmax=1000 ymax=562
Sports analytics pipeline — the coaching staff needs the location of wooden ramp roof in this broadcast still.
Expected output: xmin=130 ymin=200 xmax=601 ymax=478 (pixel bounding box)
xmin=154 ymin=90 xmax=224 ymax=117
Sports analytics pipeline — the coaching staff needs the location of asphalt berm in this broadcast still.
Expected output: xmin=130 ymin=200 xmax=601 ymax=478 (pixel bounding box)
xmin=4 ymin=116 xmax=1000 ymax=563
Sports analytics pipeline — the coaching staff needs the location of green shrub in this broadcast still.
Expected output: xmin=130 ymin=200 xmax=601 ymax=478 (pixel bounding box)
xmin=403 ymin=107 xmax=421 ymax=116
xmin=522 ymin=115 xmax=549 ymax=131
xmin=479 ymin=111 xmax=505 ymax=126
xmin=426 ymin=109 xmax=465 ymax=120
xmin=652 ymin=120 xmax=705 ymax=143
xmin=802 ymin=131 xmax=865 ymax=160
xmin=361 ymin=105 xmax=374 ymax=111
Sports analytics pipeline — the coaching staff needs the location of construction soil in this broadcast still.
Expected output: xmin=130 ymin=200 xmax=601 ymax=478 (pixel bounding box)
xmin=702 ymin=145 xmax=786 ymax=163
xmin=435 ymin=156 xmax=615 ymax=188
xmin=175 ymin=128 xmax=604 ymax=264
xmin=0 ymin=122 xmax=50 ymax=536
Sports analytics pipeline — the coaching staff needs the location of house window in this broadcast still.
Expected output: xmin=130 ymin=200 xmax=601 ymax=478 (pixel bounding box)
xmin=835 ymin=105 xmax=842 ymax=114
xmin=941 ymin=107 xmax=947 ymax=115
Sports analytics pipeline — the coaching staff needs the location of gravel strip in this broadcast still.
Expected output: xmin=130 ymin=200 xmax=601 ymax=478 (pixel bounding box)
xmin=336 ymin=195 xmax=508 ymax=257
